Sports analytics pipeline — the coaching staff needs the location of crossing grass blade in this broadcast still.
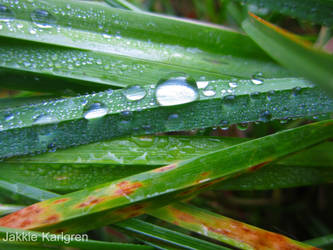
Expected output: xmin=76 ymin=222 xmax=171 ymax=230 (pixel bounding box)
xmin=0 ymin=0 xmax=291 ymax=93
xmin=150 ymin=202 xmax=318 ymax=250
xmin=233 ymin=0 xmax=333 ymax=26
xmin=0 ymin=120 xmax=331 ymax=233
xmin=242 ymin=13 xmax=333 ymax=95
xmin=1 ymin=75 xmax=332 ymax=158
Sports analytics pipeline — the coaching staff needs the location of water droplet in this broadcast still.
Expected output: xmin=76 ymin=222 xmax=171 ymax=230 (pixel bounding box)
xmin=34 ymin=115 xmax=58 ymax=125
xmin=83 ymin=103 xmax=108 ymax=119
xmin=156 ymin=74 xmax=198 ymax=106
xmin=0 ymin=4 xmax=14 ymax=21
xmin=202 ymin=85 xmax=216 ymax=97
xmin=237 ymin=123 xmax=249 ymax=131
xmin=228 ymin=82 xmax=237 ymax=88
xmin=259 ymin=111 xmax=272 ymax=122
xmin=168 ymin=114 xmax=179 ymax=120
xmin=292 ymin=87 xmax=302 ymax=96
xmin=31 ymin=9 xmax=56 ymax=28
xmin=196 ymin=81 xmax=209 ymax=89
xmin=123 ymin=85 xmax=146 ymax=101
xmin=4 ymin=113 xmax=14 ymax=121
xmin=251 ymin=72 xmax=264 ymax=85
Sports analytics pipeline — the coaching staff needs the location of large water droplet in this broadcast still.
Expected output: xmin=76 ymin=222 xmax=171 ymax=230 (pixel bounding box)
xmin=0 ymin=4 xmax=14 ymax=21
xmin=123 ymin=85 xmax=146 ymax=101
xmin=31 ymin=9 xmax=56 ymax=28
xmin=156 ymin=74 xmax=198 ymax=106
xmin=84 ymin=103 xmax=108 ymax=119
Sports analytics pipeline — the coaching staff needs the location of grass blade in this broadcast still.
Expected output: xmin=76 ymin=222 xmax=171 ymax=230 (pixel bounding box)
xmin=304 ymin=234 xmax=333 ymax=248
xmin=1 ymin=137 xmax=332 ymax=192
xmin=233 ymin=0 xmax=333 ymax=26
xmin=1 ymin=76 xmax=332 ymax=158
xmin=0 ymin=120 xmax=331 ymax=233
xmin=150 ymin=202 xmax=317 ymax=250
xmin=242 ymin=13 xmax=333 ymax=95
xmin=0 ymin=0 xmax=290 ymax=93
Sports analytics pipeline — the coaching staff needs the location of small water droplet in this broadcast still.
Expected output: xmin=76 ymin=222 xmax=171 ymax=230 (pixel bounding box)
xmin=292 ymin=87 xmax=302 ymax=96
xmin=31 ymin=9 xmax=57 ymax=28
xmin=251 ymin=72 xmax=264 ymax=85
xmin=228 ymin=82 xmax=237 ymax=88
xmin=4 ymin=113 xmax=14 ymax=121
xmin=168 ymin=114 xmax=179 ymax=120
xmin=83 ymin=103 xmax=108 ymax=119
xmin=196 ymin=81 xmax=209 ymax=89
xmin=0 ymin=4 xmax=14 ymax=21
xmin=123 ymin=85 xmax=146 ymax=101
xmin=237 ymin=123 xmax=249 ymax=131
xmin=259 ymin=111 xmax=272 ymax=122
xmin=34 ymin=115 xmax=58 ymax=125
xmin=202 ymin=85 xmax=216 ymax=97
xmin=156 ymin=74 xmax=198 ymax=106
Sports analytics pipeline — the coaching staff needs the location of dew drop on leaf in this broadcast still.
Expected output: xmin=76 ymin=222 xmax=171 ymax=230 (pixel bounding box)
xmin=156 ymin=74 xmax=198 ymax=106
xmin=33 ymin=115 xmax=58 ymax=125
xmin=228 ymin=82 xmax=238 ymax=88
xmin=251 ymin=72 xmax=264 ymax=85
xmin=31 ymin=9 xmax=57 ymax=28
xmin=83 ymin=103 xmax=108 ymax=119
xmin=202 ymin=85 xmax=216 ymax=97
xmin=123 ymin=85 xmax=146 ymax=101
xmin=259 ymin=111 xmax=272 ymax=122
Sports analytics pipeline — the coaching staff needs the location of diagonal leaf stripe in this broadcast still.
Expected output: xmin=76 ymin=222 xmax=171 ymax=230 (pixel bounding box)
xmin=150 ymin=202 xmax=318 ymax=250
xmin=0 ymin=120 xmax=331 ymax=234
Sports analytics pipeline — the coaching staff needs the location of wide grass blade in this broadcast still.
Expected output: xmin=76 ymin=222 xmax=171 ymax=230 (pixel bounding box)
xmin=233 ymin=0 xmax=333 ymax=26
xmin=150 ymin=202 xmax=317 ymax=250
xmin=0 ymin=181 xmax=228 ymax=250
xmin=304 ymin=234 xmax=333 ymax=248
xmin=0 ymin=0 xmax=290 ymax=93
xmin=1 ymin=137 xmax=332 ymax=192
xmin=0 ymin=120 xmax=331 ymax=233
xmin=242 ymin=13 xmax=333 ymax=95
xmin=1 ymin=76 xmax=332 ymax=158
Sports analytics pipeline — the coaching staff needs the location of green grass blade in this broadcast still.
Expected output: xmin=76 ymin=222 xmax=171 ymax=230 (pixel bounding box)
xmin=304 ymin=234 xmax=333 ymax=248
xmin=150 ymin=202 xmax=317 ymax=250
xmin=1 ymin=137 xmax=332 ymax=192
xmin=0 ymin=227 xmax=152 ymax=249
xmin=0 ymin=0 xmax=292 ymax=93
xmin=0 ymin=120 xmax=331 ymax=233
xmin=233 ymin=0 xmax=333 ymax=26
xmin=1 ymin=76 xmax=332 ymax=158
xmin=242 ymin=13 xmax=333 ymax=95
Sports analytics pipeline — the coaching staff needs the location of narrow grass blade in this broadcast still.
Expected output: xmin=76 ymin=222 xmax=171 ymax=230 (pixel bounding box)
xmin=116 ymin=218 xmax=228 ymax=250
xmin=150 ymin=202 xmax=317 ymax=250
xmin=242 ymin=13 xmax=333 ymax=95
xmin=0 ymin=120 xmax=331 ymax=233
xmin=0 ymin=0 xmax=290 ymax=93
xmin=233 ymin=0 xmax=333 ymax=26
xmin=304 ymin=234 xmax=333 ymax=248
xmin=1 ymin=76 xmax=332 ymax=158
xmin=104 ymin=0 xmax=142 ymax=12
xmin=0 ymin=204 xmax=25 ymax=216
xmin=1 ymin=137 xmax=332 ymax=192
xmin=0 ymin=227 xmax=152 ymax=249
